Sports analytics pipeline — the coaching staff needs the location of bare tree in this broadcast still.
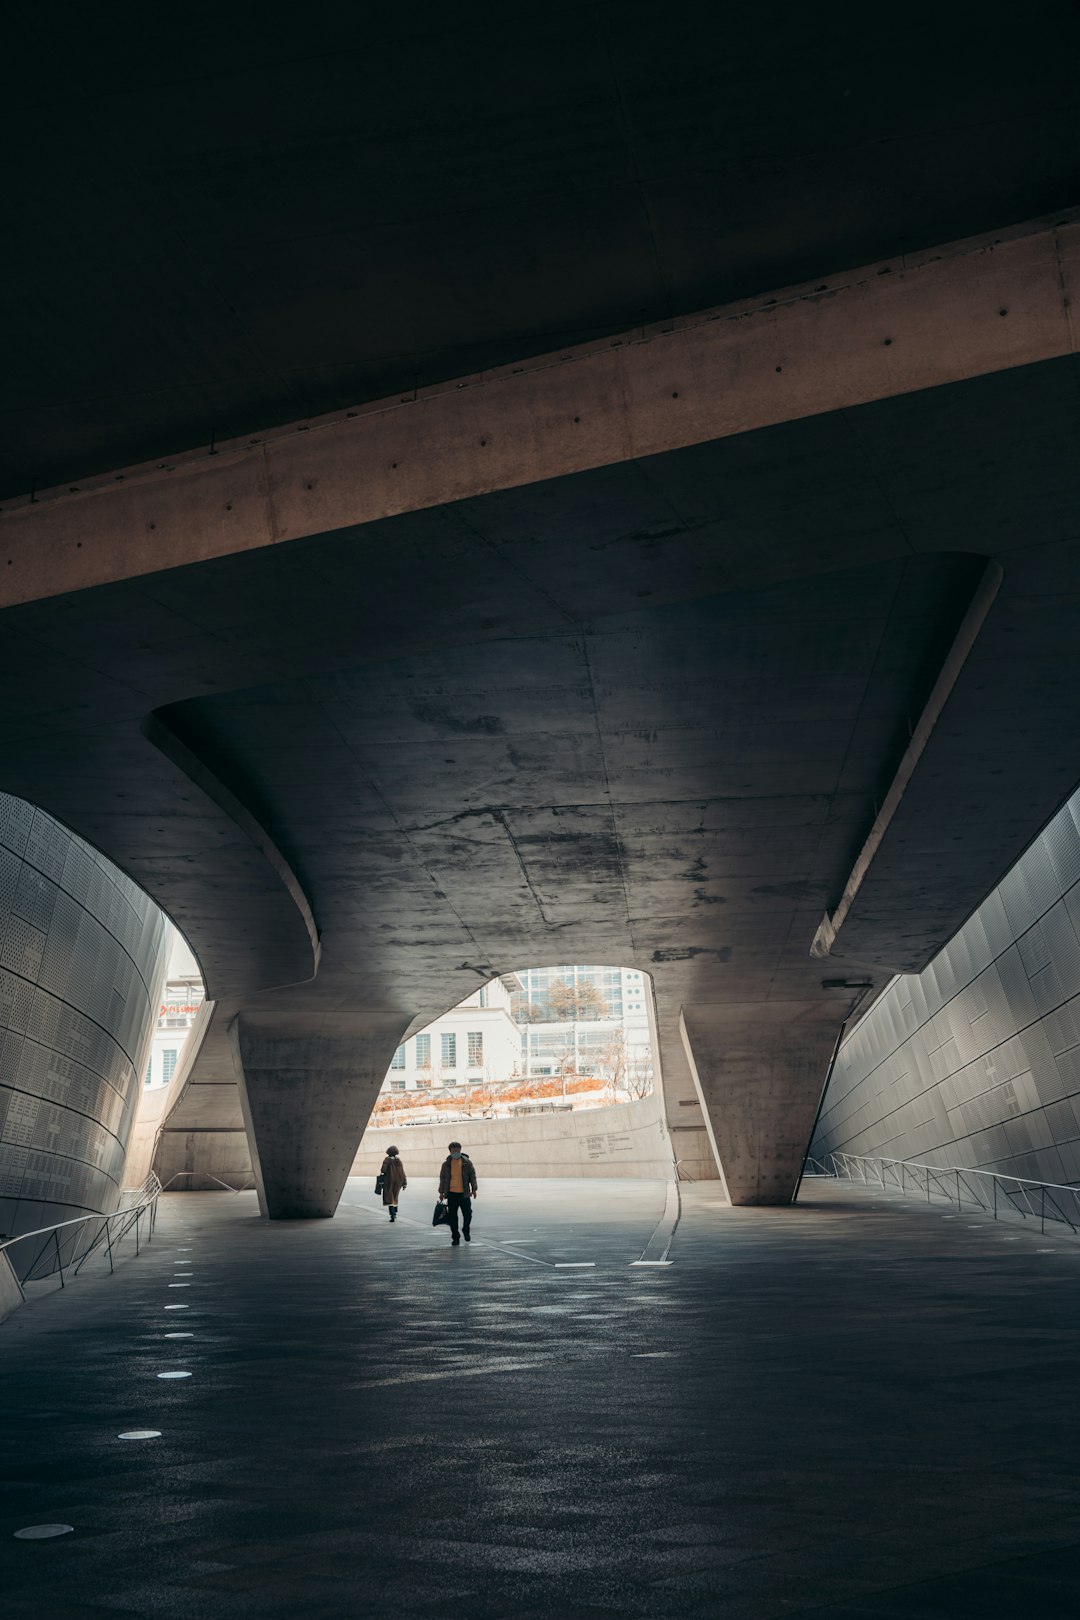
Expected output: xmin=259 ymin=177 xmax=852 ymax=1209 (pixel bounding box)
xmin=547 ymin=979 xmax=610 ymax=1022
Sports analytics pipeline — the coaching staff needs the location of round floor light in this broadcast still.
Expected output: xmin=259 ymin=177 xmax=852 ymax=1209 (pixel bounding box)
xmin=157 ymin=1371 xmax=191 ymax=1380
xmin=118 ymin=1430 xmax=161 ymax=1440
xmin=14 ymin=1524 xmax=74 ymax=1539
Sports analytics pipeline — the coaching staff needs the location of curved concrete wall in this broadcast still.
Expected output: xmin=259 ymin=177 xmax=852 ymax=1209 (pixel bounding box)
xmin=351 ymin=1088 xmax=675 ymax=1183
xmin=0 ymin=794 xmax=169 ymax=1263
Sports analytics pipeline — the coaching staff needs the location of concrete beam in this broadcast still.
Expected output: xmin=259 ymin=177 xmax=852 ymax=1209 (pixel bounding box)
xmin=1 ymin=213 xmax=1077 ymax=609
xmin=230 ymin=1013 xmax=409 ymax=1219
xmin=680 ymin=1004 xmax=842 ymax=1205
xmin=811 ymin=559 xmax=1003 ymax=970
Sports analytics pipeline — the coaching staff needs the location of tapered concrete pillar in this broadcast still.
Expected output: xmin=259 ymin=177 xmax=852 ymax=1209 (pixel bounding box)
xmin=680 ymin=1003 xmax=841 ymax=1205
xmin=230 ymin=1013 xmax=407 ymax=1218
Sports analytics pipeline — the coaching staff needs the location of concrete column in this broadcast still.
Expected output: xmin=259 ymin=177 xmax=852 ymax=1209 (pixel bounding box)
xmin=680 ymin=1003 xmax=841 ymax=1205
xmin=230 ymin=1013 xmax=407 ymax=1219
xmin=651 ymin=993 xmax=724 ymax=1185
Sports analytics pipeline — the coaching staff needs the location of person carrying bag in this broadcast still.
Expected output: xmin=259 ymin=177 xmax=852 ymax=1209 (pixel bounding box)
xmin=378 ymin=1145 xmax=407 ymax=1222
xmin=437 ymin=1140 xmax=478 ymax=1246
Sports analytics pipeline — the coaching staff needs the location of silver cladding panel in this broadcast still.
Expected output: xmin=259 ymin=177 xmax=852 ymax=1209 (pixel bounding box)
xmin=0 ymin=794 xmax=169 ymax=1246
xmin=813 ymin=787 xmax=1080 ymax=1185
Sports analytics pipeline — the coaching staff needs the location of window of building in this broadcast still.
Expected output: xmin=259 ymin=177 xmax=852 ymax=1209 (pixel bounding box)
xmin=441 ymin=1032 xmax=457 ymax=1069
xmin=144 ymin=1058 xmax=152 ymax=1086
xmin=390 ymin=1078 xmax=406 ymax=1093
xmin=390 ymin=1044 xmax=406 ymax=1070
xmin=467 ymin=1031 xmax=483 ymax=1067
xmin=478 ymin=985 xmax=487 ymax=1008
xmin=415 ymin=1074 xmax=431 ymax=1089
xmin=415 ymin=1033 xmax=431 ymax=1068
xmin=162 ymin=1049 xmax=178 ymax=1083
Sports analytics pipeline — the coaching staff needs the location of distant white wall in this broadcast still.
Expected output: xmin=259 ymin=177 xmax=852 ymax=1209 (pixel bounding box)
xmin=352 ymin=1088 xmax=675 ymax=1182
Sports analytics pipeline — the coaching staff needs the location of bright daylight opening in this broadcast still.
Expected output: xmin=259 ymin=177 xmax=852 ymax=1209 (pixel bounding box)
xmin=371 ymin=965 xmax=656 ymax=1129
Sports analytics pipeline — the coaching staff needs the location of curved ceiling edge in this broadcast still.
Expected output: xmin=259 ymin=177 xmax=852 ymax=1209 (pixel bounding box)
xmin=143 ymin=711 xmax=321 ymax=994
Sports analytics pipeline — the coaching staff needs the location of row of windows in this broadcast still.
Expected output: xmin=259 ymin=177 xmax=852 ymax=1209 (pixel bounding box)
xmin=390 ymin=1031 xmax=484 ymax=1071
xmin=388 ymin=1075 xmax=474 ymax=1093
xmin=144 ymin=1048 xmax=179 ymax=1086
xmin=517 ymin=966 xmax=643 ymax=987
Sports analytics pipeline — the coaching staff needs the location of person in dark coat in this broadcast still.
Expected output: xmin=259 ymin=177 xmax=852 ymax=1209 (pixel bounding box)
xmin=381 ymin=1145 xmax=407 ymax=1221
xmin=437 ymin=1140 xmax=478 ymax=1245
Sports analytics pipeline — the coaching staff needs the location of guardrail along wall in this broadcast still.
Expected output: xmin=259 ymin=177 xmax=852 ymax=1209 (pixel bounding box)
xmin=813 ymin=784 xmax=1080 ymax=1185
xmin=0 ymin=794 xmax=169 ymax=1246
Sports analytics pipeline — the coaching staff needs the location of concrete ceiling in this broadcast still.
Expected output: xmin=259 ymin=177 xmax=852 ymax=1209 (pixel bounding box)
xmin=2 ymin=354 xmax=1080 ymax=1028
xmin=5 ymin=14 xmax=1080 ymax=1207
xmin=5 ymin=1 xmax=1079 ymax=497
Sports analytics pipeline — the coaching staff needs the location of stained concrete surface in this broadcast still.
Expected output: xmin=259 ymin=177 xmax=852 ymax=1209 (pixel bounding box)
xmin=4 ymin=1179 xmax=1080 ymax=1619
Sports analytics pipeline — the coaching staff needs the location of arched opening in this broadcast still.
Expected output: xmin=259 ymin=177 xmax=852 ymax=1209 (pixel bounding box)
xmin=355 ymin=964 xmax=668 ymax=1185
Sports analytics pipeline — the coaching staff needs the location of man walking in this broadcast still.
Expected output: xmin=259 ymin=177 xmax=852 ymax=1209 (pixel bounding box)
xmin=438 ymin=1141 xmax=478 ymax=1246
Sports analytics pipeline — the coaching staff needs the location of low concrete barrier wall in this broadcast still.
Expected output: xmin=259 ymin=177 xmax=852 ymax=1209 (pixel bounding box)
xmin=351 ymin=1089 xmax=675 ymax=1182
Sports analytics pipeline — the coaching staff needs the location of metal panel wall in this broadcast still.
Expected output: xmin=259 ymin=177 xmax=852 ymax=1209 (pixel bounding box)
xmin=0 ymin=794 xmax=169 ymax=1253
xmin=814 ymin=787 xmax=1080 ymax=1185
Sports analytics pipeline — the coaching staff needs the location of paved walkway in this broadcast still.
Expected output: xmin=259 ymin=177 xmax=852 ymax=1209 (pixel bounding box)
xmin=4 ymin=1176 xmax=1080 ymax=1619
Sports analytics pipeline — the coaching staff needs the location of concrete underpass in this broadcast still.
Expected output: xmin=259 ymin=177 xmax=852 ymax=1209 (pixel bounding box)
xmin=6 ymin=5 xmax=1080 ymax=1614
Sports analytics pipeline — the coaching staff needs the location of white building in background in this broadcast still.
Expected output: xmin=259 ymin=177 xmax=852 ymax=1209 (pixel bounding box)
xmin=377 ymin=964 xmax=655 ymax=1096
xmin=144 ymin=933 xmax=205 ymax=1088
xmin=385 ymin=975 xmax=523 ymax=1093
xmin=513 ymin=965 xmax=653 ymax=1084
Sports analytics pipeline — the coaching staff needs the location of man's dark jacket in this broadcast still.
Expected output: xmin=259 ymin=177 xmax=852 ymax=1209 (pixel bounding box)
xmin=438 ymin=1153 xmax=478 ymax=1197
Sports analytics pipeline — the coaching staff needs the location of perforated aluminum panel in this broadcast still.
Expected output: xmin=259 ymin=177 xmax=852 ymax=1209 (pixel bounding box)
xmin=0 ymin=793 xmax=168 ymax=1244
xmin=815 ymin=784 xmax=1080 ymax=1185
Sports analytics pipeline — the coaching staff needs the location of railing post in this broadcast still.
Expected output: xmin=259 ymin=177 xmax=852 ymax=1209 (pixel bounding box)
xmin=105 ymin=1218 xmax=115 ymax=1275
xmin=955 ymin=1169 xmax=961 ymax=1210
xmin=134 ymin=1208 xmax=140 ymax=1255
xmin=993 ymin=1176 xmax=998 ymax=1220
xmin=54 ymin=1230 xmax=65 ymax=1288
xmin=1042 ymin=1186 xmax=1046 ymax=1235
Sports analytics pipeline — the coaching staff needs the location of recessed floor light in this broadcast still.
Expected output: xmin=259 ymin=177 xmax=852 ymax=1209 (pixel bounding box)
xmin=118 ymin=1430 xmax=161 ymax=1440
xmin=157 ymin=1371 xmax=191 ymax=1380
xmin=164 ymin=1332 xmax=193 ymax=1338
xmin=163 ymin=1305 xmax=189 ymax=1311
xmin=14 ymin=1524 xmax=73 ymax=1539
xmin=167 ymin=1284 xmax=190 ymax=1289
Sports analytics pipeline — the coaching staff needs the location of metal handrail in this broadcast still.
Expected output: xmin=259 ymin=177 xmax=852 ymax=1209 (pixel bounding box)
xmin=0 ymin=1172 xmax=165 ymax=1288
xmin=825 ymin=1150 xmax=1080 ymax=1235
xmin=159 ymin=1171 xmax=255 ymax=1194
